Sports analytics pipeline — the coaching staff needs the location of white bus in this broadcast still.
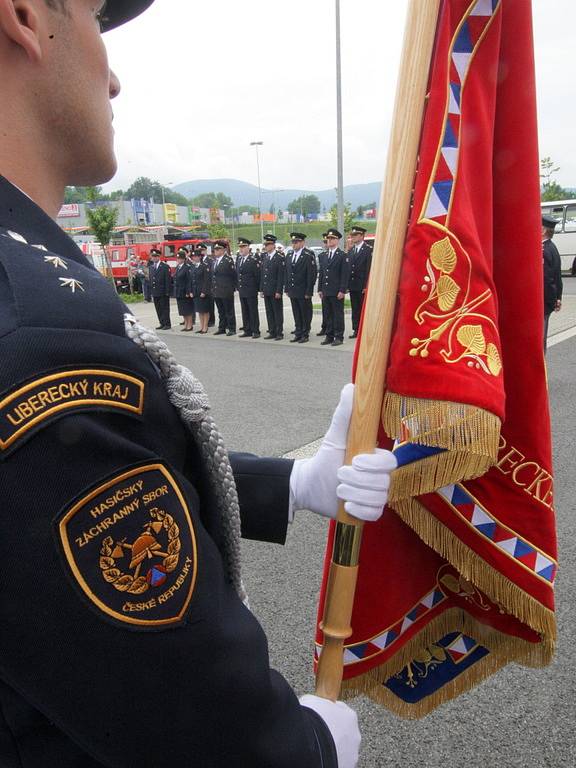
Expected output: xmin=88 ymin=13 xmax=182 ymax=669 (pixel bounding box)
xmin=541 ymin=199 xmax=576 ymax=274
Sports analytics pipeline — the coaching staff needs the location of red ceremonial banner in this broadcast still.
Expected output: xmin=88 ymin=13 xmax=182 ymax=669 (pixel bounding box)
xmin=315 ymin=0 xmax=557 ymax=717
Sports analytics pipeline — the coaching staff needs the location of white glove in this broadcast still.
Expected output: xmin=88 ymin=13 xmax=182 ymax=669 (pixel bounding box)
xmin=289 ymin=383 xmax=397 ymax=521
xmin=299 ymin=694 xmax=360 ymax=768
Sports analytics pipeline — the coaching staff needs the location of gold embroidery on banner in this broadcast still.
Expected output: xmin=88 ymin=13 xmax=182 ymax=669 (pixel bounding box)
xmin=409 ymin=229 xmax=501 ymax=376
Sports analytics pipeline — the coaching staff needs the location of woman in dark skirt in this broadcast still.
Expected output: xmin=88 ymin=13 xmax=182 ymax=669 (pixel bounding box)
xmin=174 ymin=249 xmax=195 ymax=331
xmin=190 ymin=249 xmax=211 ymax=334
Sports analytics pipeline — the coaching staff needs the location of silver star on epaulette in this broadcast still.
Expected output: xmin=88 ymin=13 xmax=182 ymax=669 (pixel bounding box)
xmin=45 ymin=255 xmax=68 ymax=270
xmin=59 ymin=277 xmax=84 ymax=293
xmin=6 ymin=230 xmax=27 ymax=243
xmin=33 ymin=244 xmax=48 ymax=251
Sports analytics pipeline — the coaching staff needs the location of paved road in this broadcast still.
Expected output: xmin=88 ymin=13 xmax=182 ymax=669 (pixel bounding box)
xmin=131 ymin=301 xmax=575 ymax=768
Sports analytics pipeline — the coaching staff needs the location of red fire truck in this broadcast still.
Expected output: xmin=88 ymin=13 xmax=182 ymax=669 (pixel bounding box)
xmin=94 ymin=237 xmax=226 ymax=291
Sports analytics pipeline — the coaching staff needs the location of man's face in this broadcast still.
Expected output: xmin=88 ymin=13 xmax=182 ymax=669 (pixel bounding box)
xmin=214 ymin=247 xmax=224 ymax=258
xmin=292 ymin=239 xmax=303 ymax=250
xmin=326 ymin=235 xmax=339 ymax=248
xmin=350 ymin=232 xmax=364 ymax=246
xmin=264 ymin=242 xmax=275 ymax=252
xmin=37 ymin=1 xmax=121 ymax=185
xmin=238 ymin=244 xmax=250 ymax=256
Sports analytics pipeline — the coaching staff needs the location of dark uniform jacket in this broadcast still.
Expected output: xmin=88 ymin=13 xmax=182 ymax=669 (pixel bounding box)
xmin=284 ymin=248 xmax=316 ymax=298
xmin=211 ymin=254 xmax=237 ymax=299
xmin=260 ymin=250 xmax=285 ymax=296
xmin=347 ymin=241 xmax=372 ymax=292
xmin=149 ymin=259 xmax=171 ymax=297
xmin=235 ymin=252 xmax=260 ymax=298
xmin=0 ymin=177 xmax=336 ymax=768
xmin=543 ymin=238 xmax=563 ymax=314
xmin=190 ymin=261 xmax=211 ymax=297
xmin=173 ymin=262 xmax=192 ymax=299
xmin=319 ymin=247 xmax=350 ymax=297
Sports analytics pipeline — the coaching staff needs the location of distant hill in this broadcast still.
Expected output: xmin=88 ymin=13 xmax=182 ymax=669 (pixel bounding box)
xmin=173 ymin=178 xmax=381 ymax=210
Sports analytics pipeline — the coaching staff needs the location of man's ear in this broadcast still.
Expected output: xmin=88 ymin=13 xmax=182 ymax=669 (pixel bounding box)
xmin=0 ymin=0 xmax=43 ymax=63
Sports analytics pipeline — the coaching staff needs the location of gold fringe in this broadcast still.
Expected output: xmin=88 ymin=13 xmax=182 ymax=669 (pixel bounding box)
xmin=382 ymin=392 xmax=501 ymax=501
xmin=338 ymin=608 xmax=553 ymax=719
xmin=391 ymin=497 xmax=557 ymax=642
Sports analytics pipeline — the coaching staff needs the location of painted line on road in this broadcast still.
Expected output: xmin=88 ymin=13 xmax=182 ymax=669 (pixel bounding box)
xmin=548 ymin=325 xmax=576 ymax=348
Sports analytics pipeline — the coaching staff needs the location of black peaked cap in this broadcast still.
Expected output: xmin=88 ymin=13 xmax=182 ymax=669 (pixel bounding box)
xmin=101 ymin=0 xmax=155 ymax=32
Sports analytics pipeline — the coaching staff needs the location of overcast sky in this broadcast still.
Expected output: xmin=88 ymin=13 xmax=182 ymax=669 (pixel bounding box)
xmin=102 ymin=0 xmax=576 ymax=195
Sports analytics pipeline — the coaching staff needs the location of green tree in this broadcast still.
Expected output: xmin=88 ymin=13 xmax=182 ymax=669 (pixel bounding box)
xmin=86 ymin=204 xmax=119 ymax=291
xmin=287 ymin=194 xmax=321 ymax=217
xmin=64 ymin=185 xmax=103 ymax=203
xmin=539 ymin=157 xmax=576 ymax=201
xmin=86 ymin=205 xmax=118 ymax=246
xmin=208 ymin=222 xmax=228 ymax=240
xmin=191 ymin=192 xmax=233 ymax=209
xmin=125 ymin=177 xmax=188 ymax=205
xmin=541 ymin=181 xmax=569 ymax=202
xmin=329 ymin=203 xmax=356 ymax=232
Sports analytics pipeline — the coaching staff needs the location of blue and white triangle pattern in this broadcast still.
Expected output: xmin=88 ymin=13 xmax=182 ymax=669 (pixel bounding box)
xmin=423 ymin=0 xmax=501 ymax=222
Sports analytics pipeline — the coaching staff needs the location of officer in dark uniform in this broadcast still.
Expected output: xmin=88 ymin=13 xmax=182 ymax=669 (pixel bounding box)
xmin=317 ymin=232 xmax=329 ymax=337
xmin=149 ymin=247 xmax=172 ymax=329
xmin=173 ymin=249 xmax=195 ymax=331
xmin=347 ymin=226 xmax=372 ymax=339
xmin=211 ymin=240 xmax=237 ymax=335
xmin=199 ymin=242 xmax=216 ymax=326
xmin=0 ymin=1 xmax=399 ymax=765
xmin=260 ymin=233 xmax=285 ymax=340
xmin=542 ymin=214 xmax=563 ymax=351
xmin=236 ymin=237 xmax=261 ymax=338
xmin=284 ymin=233 xmax=316 ymax=343
xmin=318 ymin=229 xmax=350 ymax=346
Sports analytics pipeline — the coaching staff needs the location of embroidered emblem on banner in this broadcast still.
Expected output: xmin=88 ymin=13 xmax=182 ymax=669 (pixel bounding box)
xmin=57 ymin=463 xmax=198 ymax=628
xmin=0 ymin=368 xmax=145 ymax=455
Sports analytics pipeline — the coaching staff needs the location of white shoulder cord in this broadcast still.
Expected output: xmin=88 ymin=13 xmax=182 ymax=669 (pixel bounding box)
xmin=124 ymin=314 xmax=248 ymax=606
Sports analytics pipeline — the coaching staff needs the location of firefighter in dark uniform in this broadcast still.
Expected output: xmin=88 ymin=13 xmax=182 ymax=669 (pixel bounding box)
xmin=199 ymin=242 xmax=216 ymax=326
xmin=149 ymin=247 xmax=172 ymax=329
xmin=317 ymin=232 xmax=329 ymax=336
xmin=542 ymin=214 xmax=563 ymax=351
xmin=211 ymin=240 xmax=237 ymax=335
xmin=173 ymin=249 xmax=195 ymax=331
xmin=285 ymin=232 xmax=316 ymax=343
xmin=236 ymin=237 xmax=261 ymax=338
xmin=260 ymin=233 xmax=285 ymax=339
xmin=347 ymin=226 xmax=372 ymax=339
xmin=0 ymin=1 xmax=399 ymax=765
xmin=318 ymin=229 xmax=350 ymax=346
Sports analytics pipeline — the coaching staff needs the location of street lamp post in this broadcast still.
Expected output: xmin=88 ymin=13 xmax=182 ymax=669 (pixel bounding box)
xmin=250 ymin=141 xmax=265 ymax=243
xmin=335 ymin=0 xmax=345 ymax=236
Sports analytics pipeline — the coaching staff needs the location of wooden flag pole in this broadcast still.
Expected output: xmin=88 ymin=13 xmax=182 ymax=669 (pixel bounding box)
xmin=315 ymin=0 xmax=442 ymax=702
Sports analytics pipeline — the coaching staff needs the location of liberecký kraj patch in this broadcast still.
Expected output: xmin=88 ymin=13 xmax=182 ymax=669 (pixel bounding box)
xmin=0 ymin=367 xmax=146 ymax=457
xmin=55 ymin=462 xmax=198 ymax=629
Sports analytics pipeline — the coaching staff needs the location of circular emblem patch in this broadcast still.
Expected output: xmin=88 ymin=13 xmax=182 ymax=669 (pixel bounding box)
xmin=57 ymin=463 xmax=198 ymax=628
